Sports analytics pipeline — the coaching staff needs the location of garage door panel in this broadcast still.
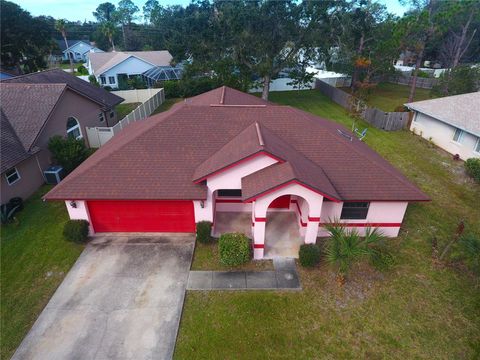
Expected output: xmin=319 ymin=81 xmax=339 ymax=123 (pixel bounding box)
xmin=87 ymin=200 xmax=195 ymax=233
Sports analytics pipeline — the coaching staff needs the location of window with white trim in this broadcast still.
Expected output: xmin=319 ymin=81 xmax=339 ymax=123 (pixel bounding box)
xmin=100 ymin=76 xmax=106 ymax=85
xmin=475 ymin=137 xmax=480 ymax=154
xmin=108 ymin=76 xmax=115 ymax=84
xmin=5 ymin=167 xmax=20 ymax=185
xmin=452 ymin=128 xmax=464 ymax=143
xmin=340 ymin=202 xmax=370 ymax=220
xmin=98 ymin=113 xmax=105 ymax=122
xmin=66 ymin=117 xmax=82 ymax=139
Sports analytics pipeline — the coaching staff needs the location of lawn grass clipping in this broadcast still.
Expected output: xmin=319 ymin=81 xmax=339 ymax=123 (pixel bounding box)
xmin=175 ymin=90 xmax=480 ymax=359
xmin=1 ymin=186 xmax=84 ymax=359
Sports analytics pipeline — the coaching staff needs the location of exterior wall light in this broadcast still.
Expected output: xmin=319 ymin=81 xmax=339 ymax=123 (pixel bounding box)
xmin=200 ymin=200 xmax=205 ymax=208
xmin=70 ymin=200 xmax=77 ymax=208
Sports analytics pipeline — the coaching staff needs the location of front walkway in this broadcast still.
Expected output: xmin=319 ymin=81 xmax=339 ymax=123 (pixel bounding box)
xmin=13 ymin=234 xmax=195 ymax=360
xmin=187 ymin=258 xmax=300 ymax=290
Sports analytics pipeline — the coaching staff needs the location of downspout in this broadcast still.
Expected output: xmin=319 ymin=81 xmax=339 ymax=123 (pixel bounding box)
xmin=35 ymin=154 xmax=47 ymax=181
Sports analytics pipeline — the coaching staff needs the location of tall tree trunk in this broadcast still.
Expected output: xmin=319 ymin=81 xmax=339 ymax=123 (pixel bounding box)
xmin=261 ymin=75 xmax=271 ymax=100
xmin=452 ymin=12 xmax=474 ymax=69
xmin=110 ymin=36 xmax=116 ymax=51
xmin=121 ymin=24 xmax=127 ymax=50
xmin=351 ymin=33 xmax=365 ymax=90
xmin=63 ymin=33 xmax=74 ymax=73
xmin=408 ymin=46 xmax=424 ymax=103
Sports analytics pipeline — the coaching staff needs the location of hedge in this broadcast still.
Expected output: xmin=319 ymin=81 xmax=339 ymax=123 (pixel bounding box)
xmin=299 ymin=244 xmax=321 ymax=267
xmin=63 ymin=220 xmax=89 ymax=243
xmin=196 ymin=221 xmax=213 ymax=243
xmin=218 ymin=233 xmax=251 ymax=266
xmin=465 ymin=158 xmax=480 ymax=183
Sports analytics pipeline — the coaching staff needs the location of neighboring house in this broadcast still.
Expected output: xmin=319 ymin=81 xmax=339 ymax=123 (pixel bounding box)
xmin=87 ymin=50 xmax=174 ymax=88
xmin=56 ymin=40 xmax=103 ymax=63
xmin=407 ymin=92 xmax=480 ymax=160
xmin=0 ymin=69 xmax=123 ymax=203
xmin=0 ymin=67 xmax=21 ymax=80
xmin=45 ymin=86 xmax=428 ymax=259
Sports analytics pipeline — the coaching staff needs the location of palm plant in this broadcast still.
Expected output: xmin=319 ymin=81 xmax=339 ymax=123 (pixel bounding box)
xmin=323 ymin=222 xmax=393 ymax=285
xmin=55 ymin=19 xmax=73 ymax=73
xmin=101 ymin=21 xmax=117 ymax=51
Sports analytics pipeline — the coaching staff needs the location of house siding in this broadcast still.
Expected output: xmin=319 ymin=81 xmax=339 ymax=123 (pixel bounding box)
xmin=410 ymin=112 xmax=480 ymax=160
xmin=1 ymin=154 xmax=45 ymax=203
xmin=99 ymin=57 xmax=154 ymax=88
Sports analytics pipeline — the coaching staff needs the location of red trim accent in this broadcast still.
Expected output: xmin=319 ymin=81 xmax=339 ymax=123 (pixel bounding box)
xmin=291 ymin=199 xmax=307 ymax=227
xmin=193 ymin=151 xmax=284 ymax=183
xmin=319 ymin=222 xmax=401 ymax=227
xmin=253 ymin=244 xmax=264 ymax=249
xmin=244 ymin=180 xmax=340 ymax=203
xmin=308 ymin=217 xmax=320 ymax=222
xmin=268 ymin=195 xmax=291 ymax=208
xmin=215 ymin=199 xmax=244 ymax=203
xmin=254 ymin=217 xmax=266 ymax=222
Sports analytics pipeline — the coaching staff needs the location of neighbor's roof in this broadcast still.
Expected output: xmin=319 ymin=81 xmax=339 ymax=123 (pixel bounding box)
xmin=2 ymin=69 xmax=123 ymax=109
xmin=88 ymin=51 xmax=173 ymax=75
xmin=45 ymin=86 xmax=429 ymax=202
xmin=0 ymin=83 xmax=67 ymax=151
xmin=406 ymin=92 xmax=480 ymax=137
xmin=56 ymin=39 xmax=85 ymax=52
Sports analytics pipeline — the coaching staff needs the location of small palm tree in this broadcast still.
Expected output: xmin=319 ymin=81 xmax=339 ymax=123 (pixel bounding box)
xmin=101 ymin=21 xmax=117 ymax=51
xmin=324 ymin=222 xmax=393 ymax=285
xmin=55 ymin=19 xmax=73 ymax=73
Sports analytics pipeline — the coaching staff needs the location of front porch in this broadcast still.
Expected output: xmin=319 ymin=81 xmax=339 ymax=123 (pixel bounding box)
xmin=213 ymin=211 xmax=304 ymax=259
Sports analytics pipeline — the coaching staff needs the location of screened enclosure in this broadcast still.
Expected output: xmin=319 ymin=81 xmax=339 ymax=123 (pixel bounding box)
xmin=142 ymin=66 xmax=183 ymax=87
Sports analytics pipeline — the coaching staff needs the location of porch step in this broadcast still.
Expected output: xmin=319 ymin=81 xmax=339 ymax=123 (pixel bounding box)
xmin=273 ymin=257 xmax=296 ymax=271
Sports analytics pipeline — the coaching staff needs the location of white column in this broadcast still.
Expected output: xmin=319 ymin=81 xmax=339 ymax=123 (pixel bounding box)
xmin=253 ymin=200 xmax=267 ymax=259
xmin=305 ymin=219 xmax=320 ymax=244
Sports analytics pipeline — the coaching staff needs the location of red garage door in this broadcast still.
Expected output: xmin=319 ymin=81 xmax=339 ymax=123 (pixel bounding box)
xmin=87 ymin=200 xmax=195 ymax=233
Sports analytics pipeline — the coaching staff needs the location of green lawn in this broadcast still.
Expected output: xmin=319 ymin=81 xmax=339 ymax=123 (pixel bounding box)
xmin=342 ymin=83 xmax=434 ymax=111
xmin=174 ymin=90 xmax=480 ymax=359
xmin=1 ymin=186 xmax=84 ymax=359
xmin=151 ymin=97 xmax=182 ymax=115
xmin=116 ymin=102 xmax=141 ymax=119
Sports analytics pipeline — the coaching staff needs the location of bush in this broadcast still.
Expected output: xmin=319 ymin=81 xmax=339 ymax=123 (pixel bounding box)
xmin=196 ymin=221 xmax=213 ymax=244
xmin=416 ymin=70 xmax=430 ymax=78
xmin=465 ymin=158 xmax=480 ymax=183
xmin=299 ymin=244 xmax=321 ymax=267
xmin=77 ymin=65 xmax=88 ymax=75
xmin=88 ymin=75 xmax=99 ymax=86
xmin=218 ymin=233 xmax=251 ymax=266
xmin=63 ymin=220 xmax=89 ymax=243
xmin=48 ymin=135 xmax=89 ymax=174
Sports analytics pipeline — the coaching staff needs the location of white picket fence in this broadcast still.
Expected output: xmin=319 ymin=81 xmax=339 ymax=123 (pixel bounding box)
xmin=86 ymin=88 xmax=165 ymax=148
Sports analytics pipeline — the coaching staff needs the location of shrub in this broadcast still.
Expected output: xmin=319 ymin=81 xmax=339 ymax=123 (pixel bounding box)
xmin=416 ymin=70 xmax=430 ymax=78
xmin=63 ymin=220 xmax=89 ymax=243
xmin=299 ymin=244 xmax=321 ymax=267
xmin=196 ymin=221 xmax=213 ymax=244
xmin=88 ymin=75 xmax=99 ymax=87
xmin=48 ymin=135 xmax=89 ymax=174
xmin=77 ymin=65 xmax=88 ymax=75
xmin=465 ymin=158 xmax=480 ymax=183
xmin=218 ymin=233 xmax=251 ymax=266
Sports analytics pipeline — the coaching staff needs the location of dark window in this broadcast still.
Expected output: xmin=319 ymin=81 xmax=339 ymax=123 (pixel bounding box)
xmin=5 ymin=167 xmax=20 ymax=185
xmin=217 ymin=189 xmax=242 ymax=197
xmin=340 ymin=202 xmax=369 ymax=220
xmin=108 ymin=76 xmax=115 ymax=84
xmin=100 ymin=76 xmax=106 ymax=85
xmin=110 ymin=111 xmax=115 ymax=118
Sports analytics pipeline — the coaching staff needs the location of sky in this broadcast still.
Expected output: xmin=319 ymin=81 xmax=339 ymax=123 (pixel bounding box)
xmin=16 ymin=0 xmax=408 ymax=22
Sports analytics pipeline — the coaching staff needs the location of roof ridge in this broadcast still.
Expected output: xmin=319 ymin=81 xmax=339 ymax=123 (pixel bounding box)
xmin=288 ymin=107 xmax=425 ymax=195
xmin=255 ymin=122 xmax=264 ymax=146
xmin=1 ymin=68 xmax=59 ymax=82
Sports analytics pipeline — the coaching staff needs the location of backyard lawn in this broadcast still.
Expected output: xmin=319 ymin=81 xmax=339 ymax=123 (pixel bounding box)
xmin=0 ymin=186 xmax=84 ymax=359
xmin=342 ymin=82 xmax=434 ymax=111
xmin=174 ymin=90 xmax=480 ymax=359
xmin=116 ymin=102 xmax=141 ymax=119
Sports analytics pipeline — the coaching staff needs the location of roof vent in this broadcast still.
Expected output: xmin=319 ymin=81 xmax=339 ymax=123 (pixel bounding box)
xmin=337 ymin=129 xmax=353 ymax=141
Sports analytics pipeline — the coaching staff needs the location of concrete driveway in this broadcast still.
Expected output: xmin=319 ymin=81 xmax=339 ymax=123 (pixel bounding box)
xmin=13 ymin=234 xmax=195 ymax=360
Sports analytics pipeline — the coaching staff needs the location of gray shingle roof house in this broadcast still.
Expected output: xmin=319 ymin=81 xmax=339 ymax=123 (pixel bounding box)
xmin=55 ymin=40 xmax=103 ymax=62
xmin=0 ymin=70 xmax=123 ymax=203
xmin=406 ymin=92 xmax=480 ymax=159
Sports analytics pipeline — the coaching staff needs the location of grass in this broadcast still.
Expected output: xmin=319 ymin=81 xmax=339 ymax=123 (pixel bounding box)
xmin=192 ymin=241 xmax=273 ymax=271
xmin=1 ymin=186 xmax=84 ymax=359
xmin=151 ymin=98 xmax=182 ymax=115
xmin=55 ymin=62 xmax=86 ymax=76
xmin=174 ymin=90 xmax=480 ymax=359
xmin=116 ymin=102 xmax=141 ymax=119
xmin=341 ymin=83 xmax=434 ymax=112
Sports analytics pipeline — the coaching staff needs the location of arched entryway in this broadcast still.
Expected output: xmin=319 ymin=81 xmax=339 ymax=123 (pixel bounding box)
xmin=264 ymin=195 xmax=309 ymax=258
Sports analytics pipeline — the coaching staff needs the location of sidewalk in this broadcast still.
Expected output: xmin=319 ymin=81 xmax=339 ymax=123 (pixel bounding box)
xmin=187 ymin=258 xmax=301 ymax=290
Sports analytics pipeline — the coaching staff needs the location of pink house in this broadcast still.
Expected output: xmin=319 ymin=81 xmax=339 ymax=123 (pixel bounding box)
xmin=45 ymin=87 xmax=429 ymax=259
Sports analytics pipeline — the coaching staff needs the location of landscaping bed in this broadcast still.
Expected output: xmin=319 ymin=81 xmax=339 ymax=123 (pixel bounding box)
xmin=175 ymin=90 xmax=480 ymax=359
xmin=0 ymin=186 xmax=84 ymax=359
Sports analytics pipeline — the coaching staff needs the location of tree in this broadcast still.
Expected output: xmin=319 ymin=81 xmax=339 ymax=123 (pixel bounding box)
xmin=1 ymin=1 xmax=54 ymax=73
xmin=100 ymin=21 xmax=117 ymax=51
xmin=115 ymin=0 xmax=140 ymax=50
xmin=431 ymin=65 xmax=480 ymax=96
xmin=55 ymin=19 xmax=74 ymax=72
xmin=93 ymin=2 xmax=116 ymax=23
xmin=143 ymin=0 xmax=160 ymax=24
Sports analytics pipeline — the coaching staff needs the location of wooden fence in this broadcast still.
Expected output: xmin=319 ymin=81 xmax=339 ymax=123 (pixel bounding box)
xmin=388 ymin=75 xmax=438 ymax=89
xmin=86 ymin=88 xmax=165 ymax=148
xmin=314 ymin=79 xmax=410 ymax=131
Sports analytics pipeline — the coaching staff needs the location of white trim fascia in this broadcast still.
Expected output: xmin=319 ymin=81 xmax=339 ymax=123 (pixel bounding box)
xmin=98 ymin=55 xmax=157 ymax=75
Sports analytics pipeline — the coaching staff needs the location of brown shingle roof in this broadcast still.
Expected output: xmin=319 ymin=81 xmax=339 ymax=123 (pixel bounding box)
xmin=2 ymin=69 xmax=123 ymax=109
xmin=0 ymin=83 xmax=66 ymax=150
xmin=45 ymin=87 xmax=429 ymax=202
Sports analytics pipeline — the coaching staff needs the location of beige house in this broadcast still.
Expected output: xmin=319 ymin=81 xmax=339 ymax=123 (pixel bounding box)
xmin=407 ymin=92 xmax=480 ymax=160
xmin=1 ymin=69 xmax=123 ymax=203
